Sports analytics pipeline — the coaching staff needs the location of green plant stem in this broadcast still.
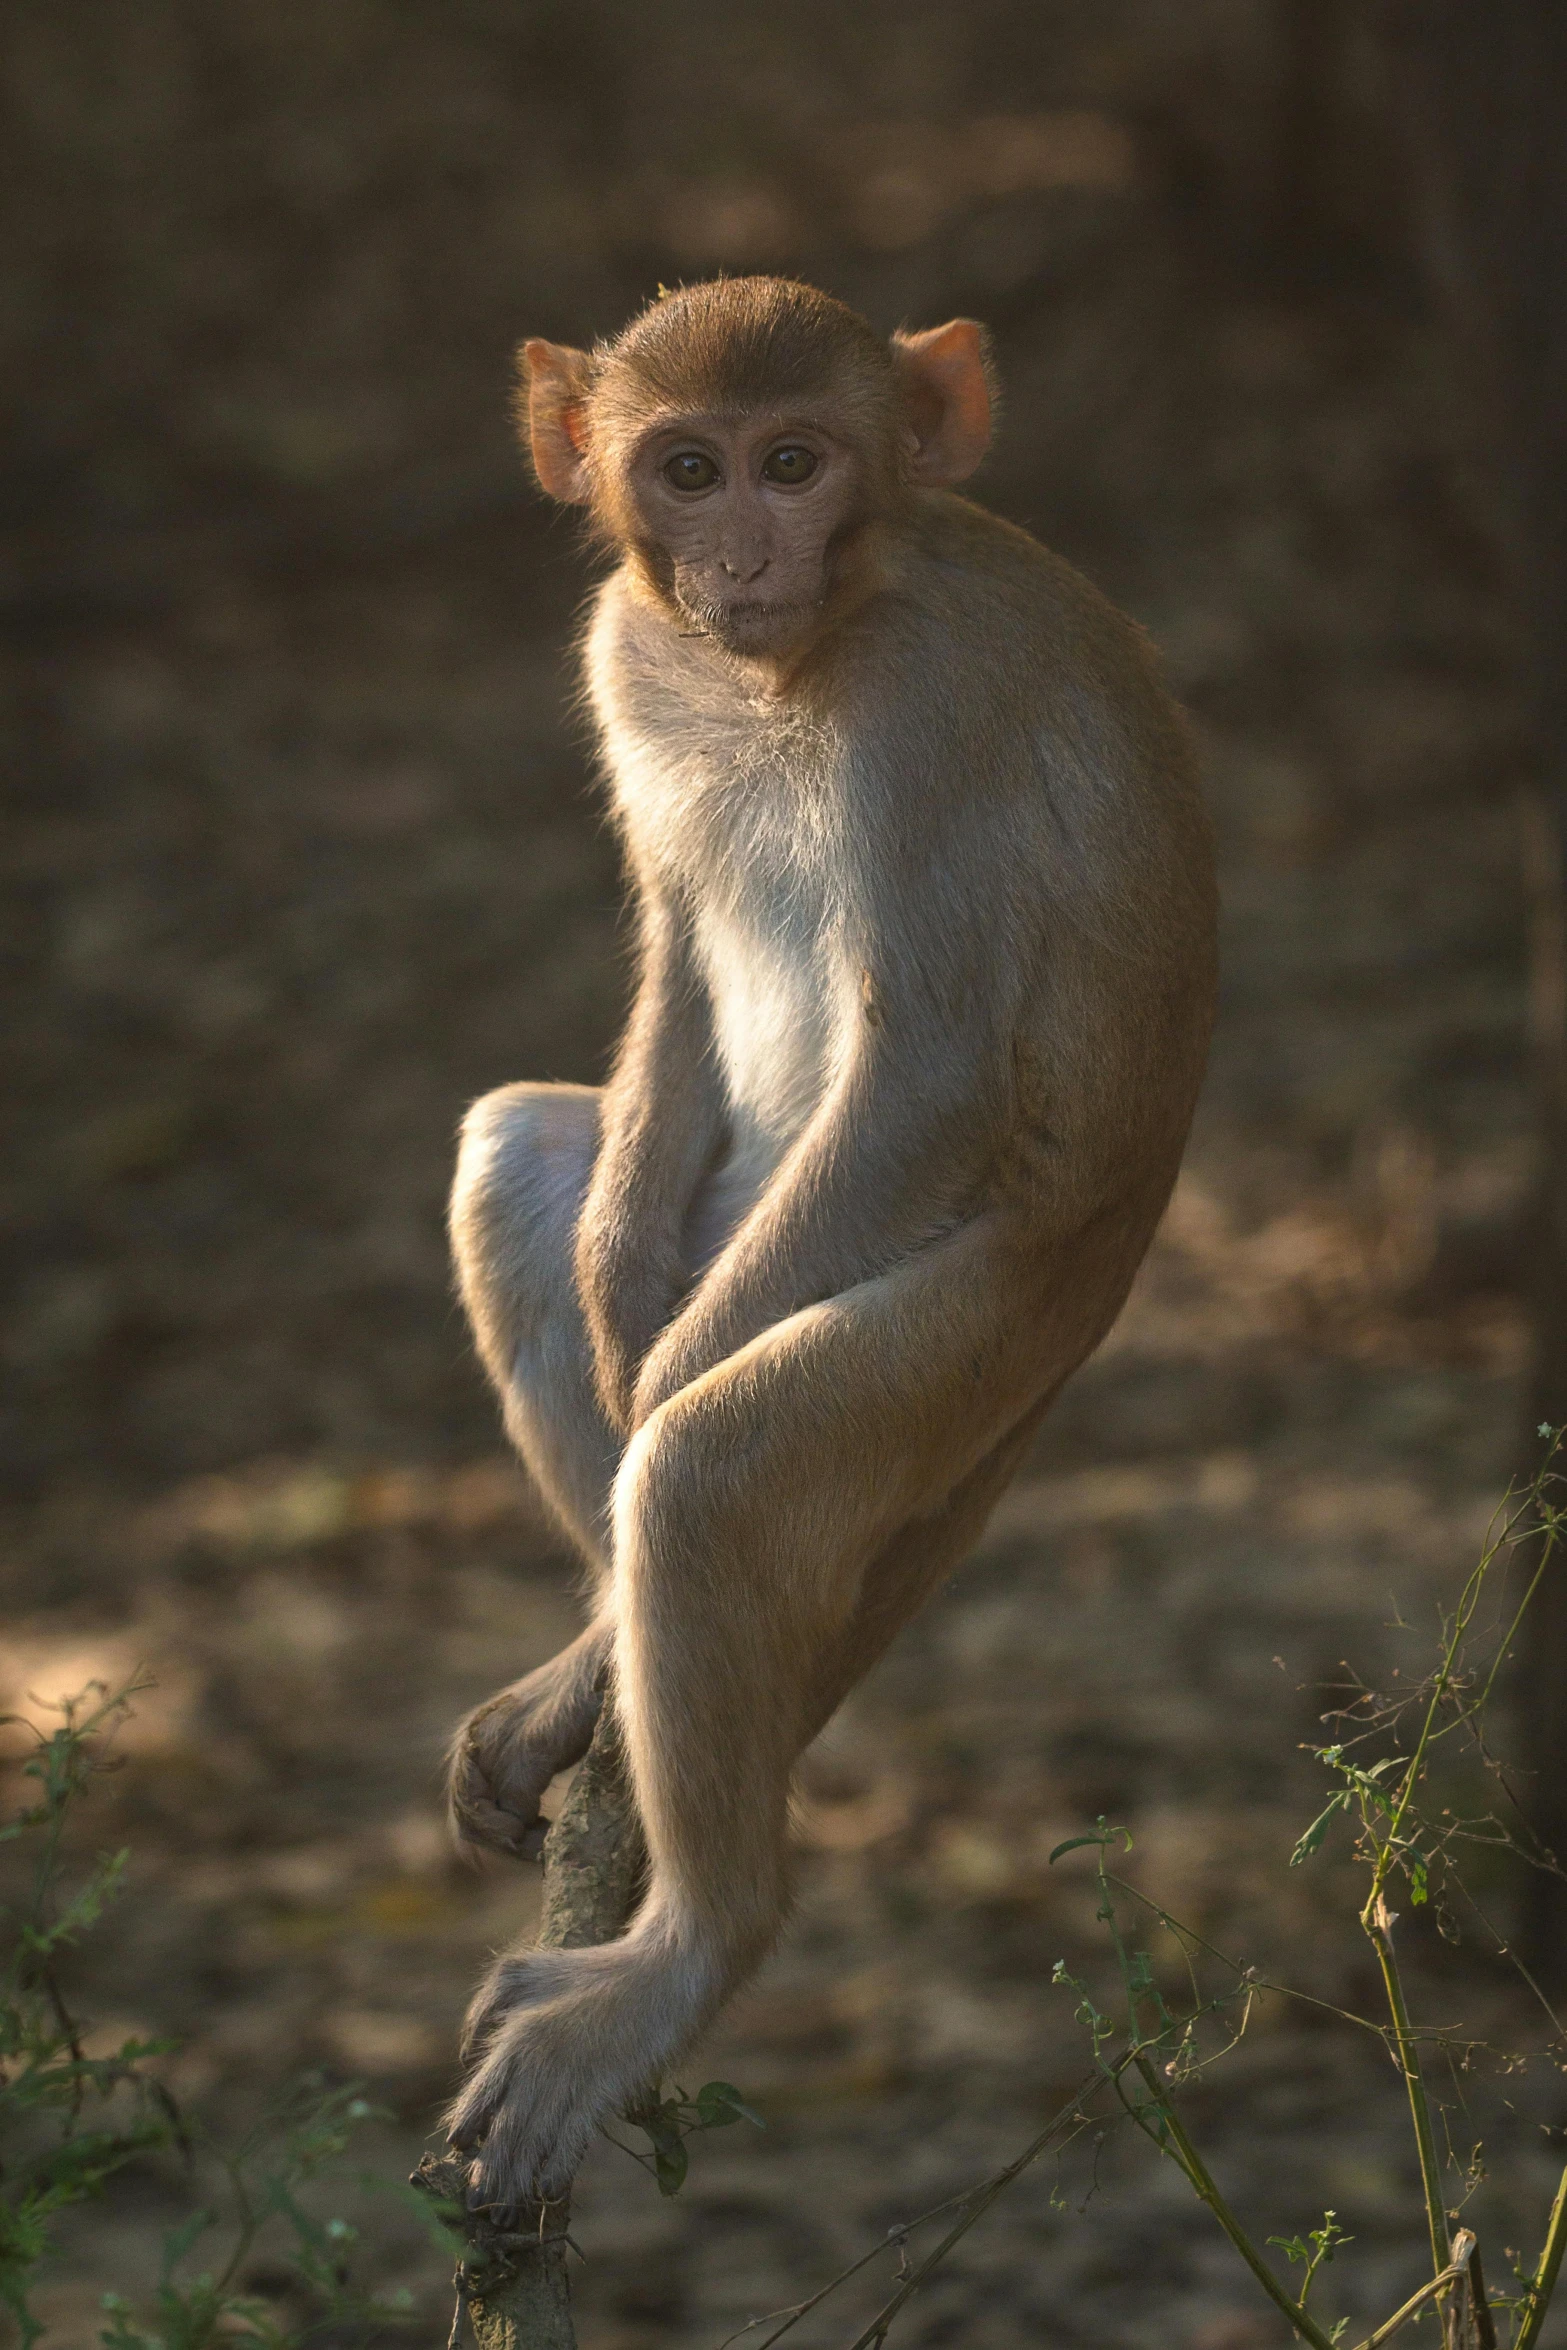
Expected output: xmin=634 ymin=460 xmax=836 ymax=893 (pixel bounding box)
xmin=1363 ymin=1900 xmax=1448 ymax=2281
xmin=1297 ymin=2243 xmax=1326 ymax=2306
xmin=1351 ymin=2247 xmax=1472 ymax=2350
xmin=212 ymin=2151 xmax=259 ymax=2298
xmin=1360 ymin=1493 xmax=1517 ymax=1927
xmin=1127 ymin=2057 xmax=1337 ymax=2350
xmin=1513 ymin=2157 xmax=1567 ymax=2350
xmin=832 ymin=2080 xmax=1106 ymax=2350
xmin=836 ymin=2170 xmax=1038 ymax=2350
xmin=729 ymin=2069 xmax=1110 ymax=2350
xmin=1465 ymin=1509 xmax=1557 ymax=1730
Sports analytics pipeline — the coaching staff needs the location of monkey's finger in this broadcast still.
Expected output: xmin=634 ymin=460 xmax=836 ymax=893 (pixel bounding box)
xmin=451 ymin=2154 xmax=518 ymax=2218
xmin=448 ymin=1749 xmax=545 ymax=1853
xmin=445 ymin=2072 xmax=499 ymax=2150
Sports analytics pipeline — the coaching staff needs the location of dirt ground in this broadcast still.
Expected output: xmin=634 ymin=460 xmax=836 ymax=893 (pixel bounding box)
xmin=5 ymin=4 xmax=1565 ymax=2344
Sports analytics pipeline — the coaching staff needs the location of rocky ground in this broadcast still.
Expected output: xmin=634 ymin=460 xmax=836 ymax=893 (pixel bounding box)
xmin=5 ymin=4 xmax=1565 ymax=2344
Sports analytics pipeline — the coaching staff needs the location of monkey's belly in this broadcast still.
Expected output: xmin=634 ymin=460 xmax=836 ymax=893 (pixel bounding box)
xmin=678 ymin=1101 xmax=803 ymax=1281
xmin=680 ymin=1150 xmax=762 ymax=1278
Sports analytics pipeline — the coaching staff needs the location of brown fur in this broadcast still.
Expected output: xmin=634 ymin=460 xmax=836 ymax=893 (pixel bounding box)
xmin=444 ymin=277 xmax=1217 ymax=2207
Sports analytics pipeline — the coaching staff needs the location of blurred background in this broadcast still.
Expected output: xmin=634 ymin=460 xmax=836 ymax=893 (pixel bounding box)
xmin=5 ymin=2 xmax=1567 ymax=2343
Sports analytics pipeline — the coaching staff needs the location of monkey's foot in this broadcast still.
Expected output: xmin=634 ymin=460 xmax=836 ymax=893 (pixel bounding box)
xmin=446 ymin=1623 xmax=611 ymax=1861
xmin=446 ymin=1935 xmax=714 ymax=2210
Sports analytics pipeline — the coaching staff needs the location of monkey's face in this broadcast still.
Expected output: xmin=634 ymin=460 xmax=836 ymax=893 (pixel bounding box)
xmin=622 ymin=411 xmax=869 ymax=658
xmin=519 ymin=289 xmax=994 ymax=665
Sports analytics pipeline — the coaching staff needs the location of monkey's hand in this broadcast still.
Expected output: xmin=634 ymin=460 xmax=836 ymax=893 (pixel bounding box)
xmin=447 ymin=1622 xmax=611 ymax=1861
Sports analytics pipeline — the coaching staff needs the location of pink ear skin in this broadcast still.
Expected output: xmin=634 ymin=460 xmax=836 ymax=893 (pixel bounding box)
xmin=520 ymin=338 xmax=593 ymax=502
xmin=890 ymin=319 xmax=994 ymax=486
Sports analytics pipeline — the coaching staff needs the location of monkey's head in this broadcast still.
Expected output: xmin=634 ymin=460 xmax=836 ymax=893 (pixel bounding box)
xmin=518 ymin=277 xmax=994 ymax=661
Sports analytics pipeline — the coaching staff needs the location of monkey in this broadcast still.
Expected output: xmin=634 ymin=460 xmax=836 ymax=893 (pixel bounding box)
xmin=443 ymin=275 xmax=1217 ymax=2208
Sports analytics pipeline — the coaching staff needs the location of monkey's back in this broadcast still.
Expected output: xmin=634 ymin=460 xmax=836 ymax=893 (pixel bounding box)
xmin=884 ymin=490 xmax=1212 ymax=911
xmin=846 ymin=493 xmax=1218 ymax=1269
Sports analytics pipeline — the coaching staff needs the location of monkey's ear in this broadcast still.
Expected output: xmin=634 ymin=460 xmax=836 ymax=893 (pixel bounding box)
xmin=518 ymin=338 xmax=594 ymax=502
xmin=890 ymin=320 xmax=994 ymax=485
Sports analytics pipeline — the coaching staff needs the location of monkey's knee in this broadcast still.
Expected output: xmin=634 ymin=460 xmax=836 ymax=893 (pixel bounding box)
xmin=613 ymin=1387 xmax=762 ymax=1589
xmin=451 ymin=1083 xmax=599 ymax=1264
xmin=450 ymin=1083 xmax=599 ymax=1363
xmin=615 ymin=1368 xmax=885 ymax=1624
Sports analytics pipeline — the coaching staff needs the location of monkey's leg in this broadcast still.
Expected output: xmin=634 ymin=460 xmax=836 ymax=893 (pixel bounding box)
xmin=448 ymin=1216 xmax=1046 ymax=2204
xmin=451 ymin=1081 xmax=620 ymax=1563
xmin=801 ymin=1388 xmax=1054 ymax=1739
xmin=447 ymin=1081 xmax=622 ymax=1856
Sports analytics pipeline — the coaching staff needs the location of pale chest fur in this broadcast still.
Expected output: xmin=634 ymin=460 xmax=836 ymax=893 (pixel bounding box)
xmin=590 ymin=610 xmax=861 ymax=1169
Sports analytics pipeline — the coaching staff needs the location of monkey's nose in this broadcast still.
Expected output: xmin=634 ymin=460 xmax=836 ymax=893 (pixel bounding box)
xmin=720 ymin=555 xmax=768 ymax=584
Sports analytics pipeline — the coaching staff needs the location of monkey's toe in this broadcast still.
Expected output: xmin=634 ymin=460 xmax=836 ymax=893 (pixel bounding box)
xmin=457 ymin=1950 xmax=559 ymax=2065
xmin=445 ymin=2007 xmax=601 ymax=2208
xmin=445 ymin=1931 xmax=716 ymax=2213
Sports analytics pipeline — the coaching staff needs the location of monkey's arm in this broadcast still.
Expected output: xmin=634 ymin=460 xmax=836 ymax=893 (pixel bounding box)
xmin=575 ymin=885 xmax=723 ymax=1431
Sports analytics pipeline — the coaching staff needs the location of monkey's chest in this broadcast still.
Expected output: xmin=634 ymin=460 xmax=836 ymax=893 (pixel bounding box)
xmin=611 ymin=700 xmax=855 ymax=1169
xmin=678 ymin=771 xmax=852 ymax=1157
xmin=693 ymin=881 xmax=844 ymax=1160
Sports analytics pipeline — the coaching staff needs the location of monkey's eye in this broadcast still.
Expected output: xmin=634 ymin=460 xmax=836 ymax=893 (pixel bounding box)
xmin=761 ymin=445 xmax=819 ymax=485
xmin=663 ymin=451 xmax=719 ymax=492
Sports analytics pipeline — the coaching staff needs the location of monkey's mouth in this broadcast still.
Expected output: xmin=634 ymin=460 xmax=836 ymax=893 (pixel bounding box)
xmin=686 ymin=597 xmax=816 ymax=651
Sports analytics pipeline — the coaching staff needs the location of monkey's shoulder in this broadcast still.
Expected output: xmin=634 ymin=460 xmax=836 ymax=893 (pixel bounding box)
xmin=876 ymin=498 xmax=1214 ymax=929
xmin=892 ymin=495 xmax=1173 ymax=706
xmin=848 ymin=498 xmax=1201 ymax=821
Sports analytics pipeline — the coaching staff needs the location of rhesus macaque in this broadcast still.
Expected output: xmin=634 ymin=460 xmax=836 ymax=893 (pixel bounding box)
xmin=445 ymin=276 xmax=1216 ymax=2204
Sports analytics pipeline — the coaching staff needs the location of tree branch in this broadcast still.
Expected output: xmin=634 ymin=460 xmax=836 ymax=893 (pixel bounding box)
xmin=413 ymin=1713 xmax=645 ymax=2349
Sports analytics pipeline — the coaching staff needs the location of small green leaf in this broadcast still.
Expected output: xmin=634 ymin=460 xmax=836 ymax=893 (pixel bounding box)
xmin=1048 ymin=1834 xmax=1105 ymax=1864
xmin=642 ymin=2103 xmax=685 ymax=2157
xmin=1290 ymin=1791 xmax=1350 ymax=1868
xmin=1048 ymin=1822 xmax=1132 ymax=1865
xmin=694 ymin=2080 xmax=764 ymax=2129
xmin=654 ymin=2137 xmax=689 ymax=2197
